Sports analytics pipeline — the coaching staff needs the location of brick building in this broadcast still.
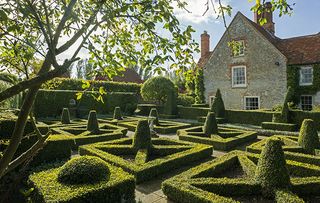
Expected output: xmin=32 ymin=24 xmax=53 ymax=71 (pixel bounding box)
xmin=200 ymin=2 xmax=320 ymax=111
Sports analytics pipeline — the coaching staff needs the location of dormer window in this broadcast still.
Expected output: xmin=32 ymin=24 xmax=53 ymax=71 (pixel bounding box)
xmin=233 ymin=40 xmax=245 ymax=57
xmin=299 ymin=66 xmax=313 ymax=86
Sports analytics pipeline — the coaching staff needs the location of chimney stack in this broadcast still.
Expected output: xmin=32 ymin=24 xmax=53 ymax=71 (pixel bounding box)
xmin=201 ymin=31 xmax=210 ymax=57
xmin=254 ymin=2 xmax=275 ymax=34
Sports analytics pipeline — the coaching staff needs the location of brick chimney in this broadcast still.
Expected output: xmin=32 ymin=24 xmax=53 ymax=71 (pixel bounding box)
xmin=254 ymin=2 xmax=275 ymax=34
xmin=201 ymin=31 xmax=210 ymax=57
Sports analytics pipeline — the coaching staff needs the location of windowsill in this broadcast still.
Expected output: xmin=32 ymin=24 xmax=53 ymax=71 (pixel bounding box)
xmin=232 ymin=85 xmax=247 ymax=88
xmin=233 ymin=54 xmax=245 ymax=58
xmin=299 ymin=83 xmax=313 ymax=86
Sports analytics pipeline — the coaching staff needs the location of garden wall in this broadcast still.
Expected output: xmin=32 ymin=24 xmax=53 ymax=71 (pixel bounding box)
xmin=34 ymin=90 xmax=138 ymax=118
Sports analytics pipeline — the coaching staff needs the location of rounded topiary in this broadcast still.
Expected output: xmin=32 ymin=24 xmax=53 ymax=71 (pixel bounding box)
xmin=113 ymin=106 xmax=123 ymax=120
xmin=141 ymin=76 xmax=175 ymax=104
xmin=87 ymin=110 xmax=99 ymax=132
xmin=210 ymin=89 xmax=225 ymax=118
xmin=132 ymin=119 xmax=152 ymax=149
xmin=254 ymin=138 xmax=290 ymax=197
xmin=149 ymin=108 xmax=159 ymax=126
xmin=61 ymin=108 xmax=71 ymax=124
xmin=298 ymin=119 xmax=319 ymax=155
xmin=203 ymin=112 xmax=218 ymax=136
xmin=58 ymin=156 xmax=110 ymax=184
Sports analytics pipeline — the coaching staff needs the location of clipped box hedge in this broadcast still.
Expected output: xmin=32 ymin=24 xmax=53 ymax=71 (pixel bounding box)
xmin=177 ymin=126 xmax=257 ymax=151
xmin=34 ymin=89 xmax=138 ymax=118
xmin=0 ymin=118 xmax=35 ymax=139
xmin=134 ymin=104 xmax=164 ymax=116
xmin=118 ymin=119 xmax=191 ymax=134
xmin=79 ymin=138 xmax=213 ymax=183
xmin=29 ymin=160 xmax=135 ymax=203
xmin=261 ymin=122 xmax=297 ymax=132
xmin=247 ymin=135 xmax=320 ymax=166
xmin=162 ymin=150 xmax=320 ymax=203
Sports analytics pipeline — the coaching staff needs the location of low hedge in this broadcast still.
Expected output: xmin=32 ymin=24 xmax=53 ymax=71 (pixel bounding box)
xmin=225 ymin=110 xmax=273 ymax=126
xmin=43 ymin=77 xmax=141 ymax=93
xmin=134 ymin=104 xmax=163 ymax=116
xmin=177 ymin=94 xmax=195 ymax=107
xmin=177 ymin=106 xmax=209 ymax=120
xmin=177 ymin=126 xmax=257 ymax=151
xmin=79 ymin=138 xmax=213 ymax=183
xmin=0 ymin=118 xmax=34 ymax=139
xmin=118 ymin=119 xmax=191 ymax=134
xmin=261 ymin=122 xmax=297 ymax=132
xmin=291 ymin=110 xmax=320 ymax=130
xmin=29 ymin=159 xmax=135 ymax=203
xmin=162 ymin=150 xmax=320 ymax=202
xmin=34 ymin=90 xmax=138 ymax=118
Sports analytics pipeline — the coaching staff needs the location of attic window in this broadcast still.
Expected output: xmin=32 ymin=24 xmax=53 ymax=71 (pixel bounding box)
xmin=232 ymin=40 xmax=245 ymax=57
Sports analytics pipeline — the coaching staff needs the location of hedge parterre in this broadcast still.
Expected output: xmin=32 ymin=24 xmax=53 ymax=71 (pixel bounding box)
xmin=162 ymin=150 xmax=320 ymax=203
xmin=79 ymin=138 xmax=213 ymax=183
xmin=177 ymin=126 xmax=257 ymax=151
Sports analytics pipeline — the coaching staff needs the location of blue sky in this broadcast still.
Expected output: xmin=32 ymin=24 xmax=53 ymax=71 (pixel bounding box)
xmin=174 ymin=0 xmax=320 ymax=60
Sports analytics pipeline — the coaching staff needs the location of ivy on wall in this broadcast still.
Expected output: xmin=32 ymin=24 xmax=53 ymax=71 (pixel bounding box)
xmin=287 ymin=64 xmax=320 ymax=104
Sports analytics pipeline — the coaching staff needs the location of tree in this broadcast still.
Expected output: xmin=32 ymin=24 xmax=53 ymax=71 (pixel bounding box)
xmin=194 ymin=68 xmax=205 ymax=104
xmin=0 ymin=0 xmax=198 ymax=178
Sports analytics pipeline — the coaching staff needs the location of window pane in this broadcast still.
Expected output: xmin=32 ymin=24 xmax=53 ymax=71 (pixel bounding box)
xmin=245 ymin=97 xmax=259 ymax=110
xmin=300 ymin=67 xmax=313 ymax=85
xmin=301 ymin=95 xmax=313 ymax=111
xmin=233 ymin=67 xmax=246 ymax=86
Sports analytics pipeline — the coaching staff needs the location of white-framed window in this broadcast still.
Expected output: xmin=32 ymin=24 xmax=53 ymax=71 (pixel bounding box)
xmin=300 ymin=95 xmax=313 ymax=111
xmin=299 ymin=66 xmax=313 ymax=86
xmin=232 ymin=66 xmax=247 ymax=87
xmin=209 ymin=96 xmax=215 ymax=107
xmin=233 ymin=40 xmax=245 ymax=57
xmin=244 ymin=96 xmax=260 ymax=110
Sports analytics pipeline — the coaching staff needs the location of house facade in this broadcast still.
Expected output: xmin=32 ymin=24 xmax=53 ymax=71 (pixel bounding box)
xmin=200 ymin=3 xmax=320 ymax=111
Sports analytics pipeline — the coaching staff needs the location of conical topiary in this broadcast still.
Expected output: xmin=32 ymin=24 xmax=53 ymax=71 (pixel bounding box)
xmin=254 ymin=138 xmax=290 ymax=197
xmin=87 ymin=110 xmax=99 ymax=132
xmin=203 ymin=112 xmax=218 ymax=136
xmin=132 ymin=119 xmax=152 ymax=150
xmin=298 ymin=119 xmax=319 ymax=155
xmin=113 ymin=106 xmax=123 ymax=120
xmin=210 ymin=89 xmax=225 ymax=118
xmin=149 ymin=108 xmax=159 ymax=126
xmin=61 ymin=108 xmax=71 ymax=124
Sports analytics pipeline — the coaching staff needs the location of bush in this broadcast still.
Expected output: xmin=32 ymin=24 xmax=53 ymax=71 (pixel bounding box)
xmin=132 ymin=119 xmax=152 ymax=150
xmin=42 ymin=77 xmax=141 ymax=93
xmin=177 ymin=94 xmax=195 ymax=107
xmin=141 ymin=76 xmax=175 ymax=104
xmin=254 ymin=138 xmax=290 ymax=197
xmin=298 ymin=119 xmax=319 ymax=154
xmin=149 ymin=108 xmax=159 ymax=125
xmin=61 ymin=108 xmax=71 ymax=124
xmin=203 ymin=112 xmax=218 ymax=136
xmin=87 ymin=110 xmax=99 ymax=132
xmin=113 ymin=106 xmax=122 ymax=120
xmin=58 ymin=156 xmax=110 ymax=184
xmin=210 ymin=89 xmax=225 ymax=118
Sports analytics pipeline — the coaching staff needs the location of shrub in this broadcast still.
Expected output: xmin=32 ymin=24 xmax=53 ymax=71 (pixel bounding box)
xmin=163 ymin=90 xmax=177 ymax=115
xmin=132 ymin=119 xmax=152 ymax=150
xmin=141 ymin=76 xmax=175 ymax=104
xmin=203 ymin=112 xmax=218 ymax=136
xmin=210 ymin=89 xmax=225 ymax=118
xmin=177 ymin=94 xmax=195 ymax=107
xmin=149 ymin=108 xmax=159 ymax=125
xmin=194 ymin=68 xmax=205 ymax=104
xmin=58 ymin=156 xmax=110 ymax=184
xmin=113 ymin=106 xmax=122 ymax=120
xmin=87 ymin=110 xmax=99 ymax=132
xmin=254 ymin=138 xmax=290 ymax=197
xmin=61 ymin=108 xmax=71 ymax=124
xmin=298 ymin=119 xmax=319 ymax=154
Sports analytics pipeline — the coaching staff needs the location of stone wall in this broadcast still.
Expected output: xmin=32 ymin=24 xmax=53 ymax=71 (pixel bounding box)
xmin=203 ymin=13 xmax=287 ymax=110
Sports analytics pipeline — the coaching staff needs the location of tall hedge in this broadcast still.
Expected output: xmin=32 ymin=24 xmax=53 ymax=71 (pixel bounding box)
xmin=34 ymin=90 xmax=138 ymax=118
xmin=194 ymin=68 xmax=205 ymax=104
xmin=42 ymin=78 xmax=141 ymax=93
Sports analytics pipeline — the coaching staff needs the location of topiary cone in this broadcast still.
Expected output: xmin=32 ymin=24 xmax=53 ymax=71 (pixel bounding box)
xmin=203 ymin=112 xmax=218 ymax=136
xmin=113 ymin=106 xmax=123 ymax=120
xmin=132 ymin=119 xmax=152 ymax=150
xmin=298 ymin=119 xmax=319 ymax=155
xmin=210 ymin=89 xmax=225 ymax=118
xmin=254 ymin=138 xmax=290 ymax=197
xmin=61 ymin=108 xmax=71 ymax=124
xmin=149 ymin=108 xmax=159 ymax=126
xmin=87 ymin=110 xmax=99 ymax=133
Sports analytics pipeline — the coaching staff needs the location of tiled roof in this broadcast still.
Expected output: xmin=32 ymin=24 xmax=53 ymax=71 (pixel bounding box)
xmin=95 ymin=68 xmax=143 ymax=83
xmin=197 ymin=52 xmax=213 ymax=68
xmin=244 ymin=14 xmax=320 ymax=65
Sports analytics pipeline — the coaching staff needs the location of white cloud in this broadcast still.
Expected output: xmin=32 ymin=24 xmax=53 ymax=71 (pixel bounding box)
xmin=172 ymin=0 xmax=230 ymax=24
